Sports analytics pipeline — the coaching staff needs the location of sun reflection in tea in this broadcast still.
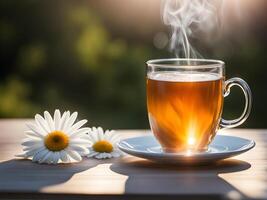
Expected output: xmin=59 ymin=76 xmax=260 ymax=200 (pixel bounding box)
xmin=187 ymin=123 xmax=197 ymax=147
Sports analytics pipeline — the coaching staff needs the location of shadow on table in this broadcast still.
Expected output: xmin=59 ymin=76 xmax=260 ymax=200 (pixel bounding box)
xmin=0 ymin=158 xmax=110 ymax=192
xmin=110 ymin=158 xmax=251 ymax=200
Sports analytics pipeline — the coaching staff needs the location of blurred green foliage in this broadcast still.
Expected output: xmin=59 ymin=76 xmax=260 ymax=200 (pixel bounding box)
xmin=0 ymin=1 xmax=164 ymax=129
xmin=0 ymin=1 xmax=266 ymax=128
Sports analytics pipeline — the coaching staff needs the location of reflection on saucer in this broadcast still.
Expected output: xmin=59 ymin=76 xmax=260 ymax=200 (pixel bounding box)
xmin=118 ymin=135 xmax=255 ymax=164
xmin=147 ymin=144 xmax=228 ymax=155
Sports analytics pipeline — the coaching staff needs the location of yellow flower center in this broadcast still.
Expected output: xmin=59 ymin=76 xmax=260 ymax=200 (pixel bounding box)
xmin=93 ymin=140 xmax=113 ymax=153
xmin=44 ymin=131 xmax=69 ymax=152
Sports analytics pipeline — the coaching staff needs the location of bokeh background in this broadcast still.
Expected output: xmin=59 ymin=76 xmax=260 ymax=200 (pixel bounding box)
xmin=0 ymin=0 xmax=266 ymax=129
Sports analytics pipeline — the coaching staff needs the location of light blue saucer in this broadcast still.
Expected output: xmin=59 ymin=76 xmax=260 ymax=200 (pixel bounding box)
xmin=118 ymin=135 xmax=255 ymax=164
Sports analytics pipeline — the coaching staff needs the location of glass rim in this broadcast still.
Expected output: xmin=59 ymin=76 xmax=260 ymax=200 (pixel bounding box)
xmin=146 ymin=58 xmax=225 ymax=69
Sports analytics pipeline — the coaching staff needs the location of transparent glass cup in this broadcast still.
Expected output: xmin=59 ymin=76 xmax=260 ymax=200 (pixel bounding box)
xmin=146 ymin=58 xmax=252 ymax=153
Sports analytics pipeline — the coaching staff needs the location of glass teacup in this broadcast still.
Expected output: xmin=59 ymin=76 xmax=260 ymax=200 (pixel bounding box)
xmin=146 ymin=59 xmax=252 ymax=153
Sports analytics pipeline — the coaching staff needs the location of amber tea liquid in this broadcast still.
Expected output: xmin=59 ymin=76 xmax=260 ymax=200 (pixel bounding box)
xmin=147 ymin=72 xmax=223 ymax=152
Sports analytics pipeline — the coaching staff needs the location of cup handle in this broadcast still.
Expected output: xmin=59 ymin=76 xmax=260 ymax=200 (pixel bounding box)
xmin=220 ymin=77 xmax=252 ymax=128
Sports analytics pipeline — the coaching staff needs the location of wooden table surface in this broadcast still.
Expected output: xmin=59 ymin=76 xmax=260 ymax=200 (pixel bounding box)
xmin=0 ymin=119 xmax=266 ymax=200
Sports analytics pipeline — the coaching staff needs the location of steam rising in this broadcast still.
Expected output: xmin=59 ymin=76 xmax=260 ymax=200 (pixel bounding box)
xmin=162 ymin=0 xmax=240 ymax=58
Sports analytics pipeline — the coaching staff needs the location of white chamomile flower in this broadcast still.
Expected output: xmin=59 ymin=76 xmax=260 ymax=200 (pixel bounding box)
xmin=17 ymin=109 xmax=90 ymax=164
xmin=86 ymin=127 xmax=122 ymax=159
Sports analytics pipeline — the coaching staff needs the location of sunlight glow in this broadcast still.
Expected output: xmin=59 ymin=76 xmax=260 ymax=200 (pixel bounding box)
xmin=188 ymin=137 xmax=196 ymax=146
xmin=187 ymin=123 xmax=196 ymax=146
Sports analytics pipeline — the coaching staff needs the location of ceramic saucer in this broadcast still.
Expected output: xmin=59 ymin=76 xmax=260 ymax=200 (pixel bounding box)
xmin=118 ymin=135 xmax=255 ymax=164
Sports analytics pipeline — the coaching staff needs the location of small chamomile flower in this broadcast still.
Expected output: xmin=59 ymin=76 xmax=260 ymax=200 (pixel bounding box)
xmin=86 ymin=127 xmax=122 ymax=159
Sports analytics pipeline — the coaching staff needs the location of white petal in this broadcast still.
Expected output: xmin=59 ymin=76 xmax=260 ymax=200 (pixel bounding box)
xmin=92 ymin=127 xmax=97 ymax=132
xmin=51 ymin=152 xmax=60 ymax=164
xmin=69 ymin=127 xmax=90 ymax=137
xmin=108 ymin=132 xmax=120 ymax=143
xmin=70 ymin=139 xmax=90 ymax=145
xmin=79 ymin=134 xmax=91 ymax=140
xmin=66 ymin=150 xmax=82 ymax=162
xmin=107 ymin=130 xmax=116 ymax=137
xmin=91 ymin=127 xmax=99 ymax=137
xmin=26 ymin=123 xmax=45 ymax=137
xmin=49 ymin=153 xmax=56 ymax=164
xmin=111 ymin=150 xmax=122 ymax=158
xmin=95 ymin=153 xmax=112 ymax=159
xmin=104 ymin=129 xmax=110 ymax=134
xmin=87 ymin=131 xmax=97 ymax=143
xmin=67 ymin=120 xmax=87 ymax=134
xmin=63 ymin=112 xmax=78 ymax=133
xmin=95 ymin=153 xmax=104 ymax=159
xmin=87 ymin=151 xmax=99 ymax=158
xmin=25 ymin=131 xmax=43 ymax=139
xmin=105 ymin=153 xmax=113 ymax=159
xmin=97 ymin=127 xmax=104 ymax=140
xmin=104 ymin=130 xmax=115 ymax=139
xmin=25 ymin=146 xmax=46 ymax=157
xmin=16 ymin=153 xmax=28 ymax=158
xmin=39 ymin=151 xmax=52 ymax=164
xmin=54 ymin=109 xmax=61 ymax=130
xmin=60 ymin=151 xmax=69 ymax=163
xmin=35 ymin=114 xmax=50 ymax=133
xmin=48 ymin=154 xmax=55 ymax=164
xmin=32 ymin=149 xmax=48 ymax=162
xmin=22 ymin=139 xmax=42 ymax=147
xmin=23 ymin=143 xmax=44 ymax=151
xmin=69 ymin=145 xmax=89 ymax=154
xmin=110 ymin=137 xmax=121 ymax=145
xmin=44 ymin=111 xmax=55 ymax=131
xmin=58 ymin=111 xmax=69 ymax=130
xmin=21 ymin=149 xmax=36 ymax=157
